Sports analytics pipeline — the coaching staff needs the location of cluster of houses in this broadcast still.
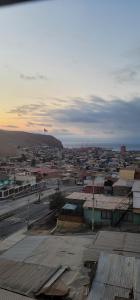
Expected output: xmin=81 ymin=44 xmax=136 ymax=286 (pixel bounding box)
xmin=57 ymin=168 xmax=140 ymax=230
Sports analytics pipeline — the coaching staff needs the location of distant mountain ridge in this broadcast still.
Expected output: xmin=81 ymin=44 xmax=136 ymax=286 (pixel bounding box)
xmin=0 ymin=130 xmax=63 ymax=157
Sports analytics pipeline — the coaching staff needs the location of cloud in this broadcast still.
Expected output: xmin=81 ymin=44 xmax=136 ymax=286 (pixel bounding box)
xmin=49 ymin=96 xmax=140 ymax=140
xmin=8 ymin=95 xmax=140 ymax=141
xmin=26 ymin=121 xmax=52 ymax=127
xmin=51 ymin=128 xmax=73 ymax=136
xmin=113 ymin=65 xmax=140 ymax=84
xmin=4 ymin=125 xmax=18 ymax=128
xmin=9 ymin=103 xmax=48 ymax=116
xmin=20 ymin=73 xmax=47 ymax=81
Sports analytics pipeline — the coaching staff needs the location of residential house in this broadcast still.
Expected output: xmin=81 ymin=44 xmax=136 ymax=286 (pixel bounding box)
xmin=113 ymin=178 xmax=133 ymax=196
xmin=93 ymin=176 xmax=105 ymax=194
xmin=83 ymin=194 xmax=130 ymax=226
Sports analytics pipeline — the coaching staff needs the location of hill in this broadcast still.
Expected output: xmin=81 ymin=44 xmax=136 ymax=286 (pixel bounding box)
xmin=0 ymin=130 xmax=63 ymax=157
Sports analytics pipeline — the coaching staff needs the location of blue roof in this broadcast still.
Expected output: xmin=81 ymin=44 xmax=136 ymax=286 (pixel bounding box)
xmin=62 ymin=203 xmax=77 ymax=211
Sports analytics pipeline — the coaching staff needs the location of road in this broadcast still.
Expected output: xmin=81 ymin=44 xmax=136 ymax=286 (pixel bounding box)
xmin=0 ymin=201 xmax=50 ymax=239
xmin=0 ymin=185 xmax=82 ymax=239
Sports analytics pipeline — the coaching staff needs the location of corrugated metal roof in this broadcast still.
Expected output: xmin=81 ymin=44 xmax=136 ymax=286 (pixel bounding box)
xmin=88 ymin=282 xmax=130 ymax=300
xmin=87 ymin=252 xmax=140 ymax=300
xmin=83 ymin=195 xmax=129 ymax=210
xmin=83 ymin=231 xmax=140 ymax=264
xmin=0 ymin=258 xmax=58 ymax=297
xmin=0 ymin=289 xmax=33 ymax=300
xmin=1 ymin=236 xmax=46 ymax=262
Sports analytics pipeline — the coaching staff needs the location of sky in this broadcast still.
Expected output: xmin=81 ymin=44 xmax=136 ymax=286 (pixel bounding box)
xmin=1 ymin=0 xmax=140 ymax=144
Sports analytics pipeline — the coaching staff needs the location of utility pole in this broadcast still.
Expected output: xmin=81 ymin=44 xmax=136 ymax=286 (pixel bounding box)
xmin=57 ymin=179 xmax=60 ymax=191
xmin=92 ymin=186 xmax=94 ymax=231
xmin=27 ymin=197 xmax=30 ymax=230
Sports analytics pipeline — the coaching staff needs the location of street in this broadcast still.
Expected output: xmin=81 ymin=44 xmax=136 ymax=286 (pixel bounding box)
xmin=0 ymin=201 xmax=50 ymax=239
xmin=0 ymin=184 xmax=82 ymax=239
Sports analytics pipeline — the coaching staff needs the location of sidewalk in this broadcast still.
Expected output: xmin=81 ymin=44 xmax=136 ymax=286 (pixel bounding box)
xmin=0 ymin=228 xmax=26 ymax=252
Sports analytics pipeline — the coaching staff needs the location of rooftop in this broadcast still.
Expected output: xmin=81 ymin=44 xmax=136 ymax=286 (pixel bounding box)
xmin=119 ymin=169 xmax=135 ymax=180
xmin=62 ymin=203 xmax=77 ymax=210
xmin=88 ymin=252 xmax=140 ymax=300
xmin=0 ymin=289 xmax=33 ymax=300
xmin=0 ymin=234 xmax=94 ymax=299
xmin=84 ymin=230 xmax=140 ymax=263
xmin=83 ymin=194 xmax=130 ymax=210
xmin=113 ymin=178 xmax=134 ymax=187
xmin=66 ymin=192 xmax=93 ymax=202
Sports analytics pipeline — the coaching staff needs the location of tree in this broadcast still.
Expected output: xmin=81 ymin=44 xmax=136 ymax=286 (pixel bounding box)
xmin=49 ymin=192 xmax=65 ymax=210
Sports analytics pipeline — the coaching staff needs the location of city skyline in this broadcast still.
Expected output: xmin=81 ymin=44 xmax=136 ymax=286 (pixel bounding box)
xmin=1 ymin=0 xmax=140 ymax=143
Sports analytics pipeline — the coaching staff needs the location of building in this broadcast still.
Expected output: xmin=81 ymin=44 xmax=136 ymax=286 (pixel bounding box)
xmin=83 ymin=194 xmax=130 ymax=226
xmin=0 ymin=174 xmax=11 ymax=188
xmin=119 ymin=168 xmax=135 ymax=180
xmin=14 ymin=173 xmax=36 ymax=186
xmin=120 ymin=144 xmax=126 ymax=155
xmin=83 ymin=185 xmax=94 ymax=193
xmin=113 ymin=178 xmax=133 ymax=196
xmin=0 ymin=234 xmax=94 ymax=299
xmin=63 ymin=192 xmax=132 ymax=228
xmin=93 ymin=176 xmax=105 ymax=194
xmin=88 ymin=252 xmax=140 ymax=300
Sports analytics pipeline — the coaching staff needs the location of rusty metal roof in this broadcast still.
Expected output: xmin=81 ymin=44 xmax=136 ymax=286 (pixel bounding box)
xmin=88 ymin=252 xmax=140 ymax=300
xmin=0 ymin=258 xmax=58 ymax=297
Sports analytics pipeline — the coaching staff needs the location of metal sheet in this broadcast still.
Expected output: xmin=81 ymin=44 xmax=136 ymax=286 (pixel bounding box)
xmin=87 ymin=253 xmax=134 ymax=300
xmin=88 ymin=282 xmax=130 ymax=300
xmin=95 ymin=253 xmax=134 ymax=289
xmin=1 ymin=236 xmax=46 ymax=262
xmin=0 ymin=258 xmax=58 ymax=297
xmin=0 ymin=289 xmax=33 ymax=300
xmin=90 ymin=231 xmax=140 ymax=260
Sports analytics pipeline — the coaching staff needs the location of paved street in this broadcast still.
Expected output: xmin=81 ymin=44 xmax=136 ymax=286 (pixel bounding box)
xmin=0 ymin=184 xmax=82 ymax=239
xmin=0 ymin=201 xmax=50 ymax=239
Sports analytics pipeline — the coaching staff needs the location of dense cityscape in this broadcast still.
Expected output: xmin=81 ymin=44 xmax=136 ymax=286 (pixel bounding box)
xmin=1 ymin=0 xmax=140 ymax=299
xmin=0 ymin=140 xmax=140 ymax=299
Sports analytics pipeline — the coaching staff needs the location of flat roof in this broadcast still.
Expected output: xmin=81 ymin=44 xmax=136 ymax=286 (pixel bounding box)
xmin=66 ymin=192 xmax=93 ymax=202
xmin=83 ymin=194 xmax=129 ymax=210
xmin=0 ymin=289 xmax=33 ymax=300
xmin=119 ymin=169 xmax=135 ymax=180
xmin=83 ymin=230 xmax=140 ymax=263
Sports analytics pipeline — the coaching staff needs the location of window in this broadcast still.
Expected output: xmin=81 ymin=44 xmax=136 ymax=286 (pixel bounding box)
xmin=101 ymin=210 xmax=112 ymax=220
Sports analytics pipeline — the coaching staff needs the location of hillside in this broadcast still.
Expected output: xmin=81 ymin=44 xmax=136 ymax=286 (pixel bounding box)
xmin=0 ymin=130 xmax=63 ymax=157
